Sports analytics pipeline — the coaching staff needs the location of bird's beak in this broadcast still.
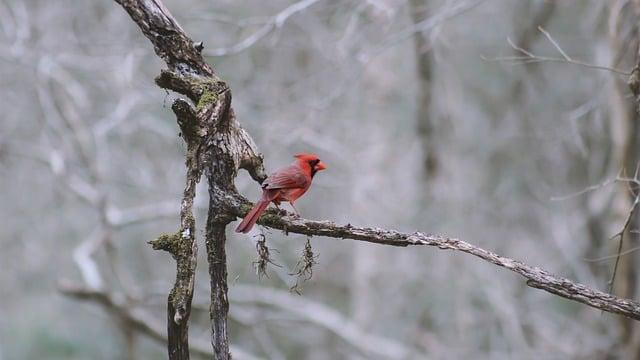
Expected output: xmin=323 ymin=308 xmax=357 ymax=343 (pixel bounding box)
xmin=316 ymin=161 xmax=327 ymax=171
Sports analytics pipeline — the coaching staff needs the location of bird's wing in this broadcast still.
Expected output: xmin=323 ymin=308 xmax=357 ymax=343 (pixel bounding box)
xmin=263 ymin=165 xmax=309 ymax=190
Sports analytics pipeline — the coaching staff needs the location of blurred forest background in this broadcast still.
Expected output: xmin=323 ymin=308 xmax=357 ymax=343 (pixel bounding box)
xmin=2 ymin=0 xmax=640 ymax=358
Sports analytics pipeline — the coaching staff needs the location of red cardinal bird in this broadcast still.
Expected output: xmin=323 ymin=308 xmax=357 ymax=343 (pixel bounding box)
xmin=235 ymin=153 xmax=326 ymax=233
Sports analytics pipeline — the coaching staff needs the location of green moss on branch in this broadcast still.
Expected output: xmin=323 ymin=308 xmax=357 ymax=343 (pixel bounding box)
xmin=149 ymin=232 xmax=181 ymax=255
xmin=197 ymin=89 xmax=218 ymax=111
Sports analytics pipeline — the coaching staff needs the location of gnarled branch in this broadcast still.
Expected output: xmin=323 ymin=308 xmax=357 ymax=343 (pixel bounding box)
xmin=226 ymin=197 xmax=640 ymax=321
xmin=114 ymin=1 xmax=264 ymax=359
xmin=113 ymin=1 xmax=640 ymax=359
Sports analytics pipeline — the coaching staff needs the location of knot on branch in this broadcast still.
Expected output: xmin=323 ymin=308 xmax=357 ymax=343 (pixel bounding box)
xmin=149 ymin=232 xmax=181 ymax=256
xmin=156 ymin=70 xmax=198 ymax=102
xmin=149 ymin=216 xmax=195 ymax=260
xmin=155 ymin=69 xmax=228 ymax=105
xmin=170 ymin=286 xmax=189 ymax=325
xmin=239 ymin=149 xmax=267 ymax=184
xmin=208 ymin=187 xmax=244 ymax=225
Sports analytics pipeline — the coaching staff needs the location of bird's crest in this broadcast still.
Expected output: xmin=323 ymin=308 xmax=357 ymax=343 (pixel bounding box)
xmin=294 ymin=153 xmax=320 ymax=161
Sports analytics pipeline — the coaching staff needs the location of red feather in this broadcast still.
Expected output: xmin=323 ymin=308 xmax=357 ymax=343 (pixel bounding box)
xmin=235 ymin=153 xmax=326 ymax=233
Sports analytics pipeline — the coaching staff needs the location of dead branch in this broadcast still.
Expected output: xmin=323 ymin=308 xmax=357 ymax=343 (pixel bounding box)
xmin=231 ymin=284 xmax=412 ymax=358
xmin=205 ymin=0 xmax=324 ymax=57
xmin=483 ymin=26 xmax=631 ymax=76
xmin=59 ymin=283 xmax=262 ymax=360
xmin=111 ymin=2 xmax=640 ymax=359
xmin=359 ymin=0 xmax=485 ymax=63
xmin=608 ymin=167 xmax=640 ymax=293
xmin=226 ymin=198 xmax=640 ymax=321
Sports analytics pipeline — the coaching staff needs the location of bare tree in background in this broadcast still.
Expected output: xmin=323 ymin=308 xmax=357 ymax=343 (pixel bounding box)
xmin=7 ymin=0 xmax=640 ymax=358
xmin=409 ymin=0 xmax=439 ymax=181
xmin=609 ymin=0 xmax=640 ymax=356
xmin=100 ymin=1 xmax=640 ymax=358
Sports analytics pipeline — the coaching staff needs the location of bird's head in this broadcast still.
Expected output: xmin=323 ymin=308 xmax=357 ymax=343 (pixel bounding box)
xmin=294 ymin=153 xmax=326 ymax=177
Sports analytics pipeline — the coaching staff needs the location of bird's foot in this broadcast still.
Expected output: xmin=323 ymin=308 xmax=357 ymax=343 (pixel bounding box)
xmin=274 ymin=203 xmax=287 ymax=216
xmin=289 ymin=202 xmax=301 ymax=218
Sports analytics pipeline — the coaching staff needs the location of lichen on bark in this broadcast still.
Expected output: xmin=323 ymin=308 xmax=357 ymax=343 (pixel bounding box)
xmin=149 ymin=232 xmax=181 ymax=255
xmin=196 ymin=89 xmax=217 ymax=111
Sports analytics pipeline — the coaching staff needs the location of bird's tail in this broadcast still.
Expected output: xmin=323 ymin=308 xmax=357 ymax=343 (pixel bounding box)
xmin=235 ymin=200 xmax=270 ymax=233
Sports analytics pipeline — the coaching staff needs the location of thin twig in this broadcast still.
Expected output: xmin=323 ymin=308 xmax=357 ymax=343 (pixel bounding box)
xmin=483 ymin=27 xmax=631 ymax=76
xmin=585 ymin=245 xmax=640 ymax=262
xmin=606 ymin=164 xmax=640 ymax=294
xmin=483 ymin=54 xmax=631 ymax=76
xmin=360 ymin=0 xmax=485 ymax=63
xmin=231 ymin=284 xmax=412 ymax=358
xmin=537 ymin=26 xmax=571 ymax=61
xmin=205 ymin=0 xmax=324 ymax=57
xmin=608 ymin=191 xmax=640 ymax=294
xmin=547 ymin=169 xmax=640 ymax=295
xmin=59 ymin=284 xmax=262 ymax=360
xmin=550 ymin=177 xmax=617 ymax=201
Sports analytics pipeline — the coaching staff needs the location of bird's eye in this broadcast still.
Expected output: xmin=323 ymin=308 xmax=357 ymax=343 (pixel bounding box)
xmin=309 ymin=159 xmax=320 ymax=167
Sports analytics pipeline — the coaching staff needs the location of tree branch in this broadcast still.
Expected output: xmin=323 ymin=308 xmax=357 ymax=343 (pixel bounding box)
xmin=113 ymin=1 xmax=640 ymax=359
xmin=483 ymin=26 xmax=631 ymax=76
xmin=114 ymin=0 xmax=213 ymax=77
xmin=204 ymin=0 xmax=324 ymax=57
xmin=227 ymin=197 xmax=640 ymax=321
xmin=59 ymin=283 xmax=261 ymax=360
xmin=231 ymin=285 xmax=412 ymax=358
xmin=114 ymin=1 xmax=265 ymax=359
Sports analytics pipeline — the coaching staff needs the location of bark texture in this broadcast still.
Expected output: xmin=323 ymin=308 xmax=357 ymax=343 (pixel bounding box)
xmin=114 ymin=1 xmax=265 ymax=358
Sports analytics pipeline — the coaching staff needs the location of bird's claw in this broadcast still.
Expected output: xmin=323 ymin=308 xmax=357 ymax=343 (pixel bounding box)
xmin=274 ymin=204 xmax=286 ymax=215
